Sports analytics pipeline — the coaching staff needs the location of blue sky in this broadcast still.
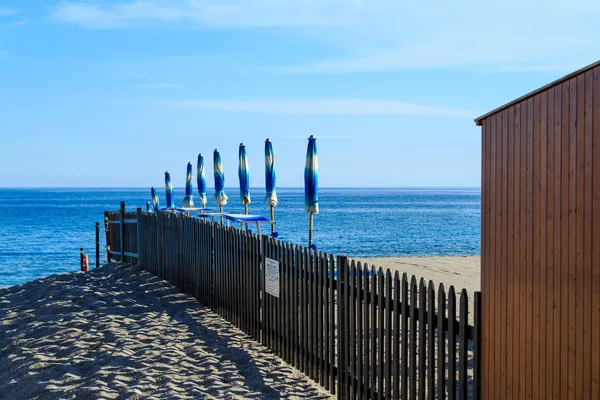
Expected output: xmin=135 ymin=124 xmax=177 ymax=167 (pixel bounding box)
xmin=1 ymin=1 xmax=598 ymax=188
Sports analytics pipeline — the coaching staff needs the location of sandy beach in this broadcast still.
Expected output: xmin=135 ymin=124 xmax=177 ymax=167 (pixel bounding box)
xmin=0 ymin=263 xmax=332 ymax=399
xmin=359 ymin=255 xmax=480 ymax=295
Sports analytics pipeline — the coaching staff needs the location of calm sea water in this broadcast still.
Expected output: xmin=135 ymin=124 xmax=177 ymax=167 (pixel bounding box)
xmin=0 ymin=188 xmax=480 ymax=287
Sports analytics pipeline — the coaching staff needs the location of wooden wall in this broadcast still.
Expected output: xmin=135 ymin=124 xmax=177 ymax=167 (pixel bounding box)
xmin=480 ymin=66 xmax=600 ymax=399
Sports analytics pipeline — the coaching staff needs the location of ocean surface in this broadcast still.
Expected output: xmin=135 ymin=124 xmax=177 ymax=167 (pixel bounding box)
xmin=0 ymin=188 xmax=480 ymax=287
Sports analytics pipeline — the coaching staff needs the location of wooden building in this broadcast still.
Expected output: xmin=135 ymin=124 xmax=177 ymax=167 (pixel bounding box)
xmin=475 ymin=61 xmax=600 ymax=399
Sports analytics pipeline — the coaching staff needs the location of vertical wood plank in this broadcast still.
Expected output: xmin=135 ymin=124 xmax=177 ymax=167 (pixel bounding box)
xmin=531 ymin=94 xmax=541 ymax=400
xmin=410 ymin=276 xmax=418 ymax=400
xmin=576 ymin=73 xmax=586 ymax=400
xmin=538 ymin=88 xmax=548 ymax=400
xmin=438 ymin=284 xmax=446 ymax=400
xmin=357 ymin=263 xmax=363 ymax=398
xmin=583 ymin=68 xmax=594 ymax=400
xmin=500 ymin=108 xmax=509 ymax=400
xmin=591 ymin=66 xmax=600 ymax=400
xmin=418 ymin=278 xmax=426 ymax=400
xmin=401 ymin=273 xmax=409 ymax=400
xmin=448 ymin=286 xmax=457 ymax=400
xmin=330 ymin=254 xmax=336 ymax=394
xmin=349 ymin=260 xmax=356 ymax=399
xmin=372 ymin=266 xmax=378 ymax=400
xmin=377 ymin=268 xmax=385 ymax=400
xmin=427 ymin=281 xmax=435 ymax=399
xmin=393 ymin=271 xmax=401 ymax=400
xmin=560 ymin=80 xmax=570 ymax=400
xmin=489 ymin=113 xmax=498 ymax=400
xmin=364 ymin=263 xmax=371 ymax=399
xmin=474 ymin=291 xmax=481 ymax=400
xmin=458 ymin=290 xmax=468 ymax=400
xmin=552 ymin=83 xmax=562 ymax=400
xmin=386 ymin=270 xmax=393 ymax=400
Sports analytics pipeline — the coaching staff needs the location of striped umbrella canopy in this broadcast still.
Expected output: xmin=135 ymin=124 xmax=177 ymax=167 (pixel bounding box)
xmin=265 ymin=138 xmax=279 ymax=236
xmin=151 ymin=187 xmax=160 ymax=212
xmin=238 ymin=143 xmax=251 ymax=214
xmin=164 ymin=171 xmax=174 ymax=208
xmin=196 ymin=153 xmax=208 ymax=208
xmin=182 ymin=162 xmax=195 ymax=207
xmin=304 ymin=135 xmax=318 ymax=248
xmin=213 ymin=149 xmax=228 ymax=208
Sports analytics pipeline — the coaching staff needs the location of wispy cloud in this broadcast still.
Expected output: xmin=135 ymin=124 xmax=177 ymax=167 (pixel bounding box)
xmin=0 ymin=6 xmax=18 ymax=17
xmin=164 ymin=98 xmax=478 ymax=118
xmin=50 ymin=0 xmax=600 ymax=73
xmin=136 ymin=83 xmax=184 ymax=89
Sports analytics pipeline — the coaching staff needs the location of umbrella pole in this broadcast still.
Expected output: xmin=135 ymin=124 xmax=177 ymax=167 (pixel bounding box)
xmin=219 ymin=205 xmax=223 ymax=225
xmin=244 ymin=203 xmax=249 ymax=215
xmin=270 ymin=206 xmax=275 ymax=234
xmin=308 ymin=213 xmax=313 ymax=247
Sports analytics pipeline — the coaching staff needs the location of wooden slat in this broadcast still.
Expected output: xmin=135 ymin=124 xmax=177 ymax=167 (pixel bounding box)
xmin=458 ymin=289 xmax=468 ymax=399
xmin=410 ymin=276 xmax=418 ymax=400
xmin=552 ymin=83 xmax=562 ymax=400
xmin=500 ymin=108 xmax=508 ymax=400
xmin=448 ymin=286 xmax=457 ymax=400
xmin=371 ymin=266 xmax=378 ymax=400
xmin=525 ymin=96 xmax=534 ymax=400
xmin=560 ymin=79 xmax=569 ymax=400
xmin=349 ymin=260 xmax=356 ymax=399
xmin=393 ymin=271 xmax=401 ymax=400
xmin=418 ymin=278 xmax=426 ymax=400
xmin=427 ymin=281 xmax=435 ymax=399
xmin=575 ymin=73 xmax=586 ymax=400
xmin=385 ymin=271 xmax=393 ymax=400
xmin=401 ymin=273 xmax=409 ymax=399
xmin=377 ymin=268 xmax=385 ymax=400
xmin=488 ymin=112 xmax=498 ymax=400
xmin=538 ymin=88 xmax=548 ymax=400
xmin=531 ymin=94 xmax=541 ymax=400
xmin=567 ymin=77 xmax=577 ymax=400
xmin=506 ymin=103 xmax=516 ymax=400
xmin=519 ymin=97 xmax=528 ymax=400
xmin=438 ymin=283 xmax=447 ymax=400
xmin=592 ymin=66 xmax=600 ymax=400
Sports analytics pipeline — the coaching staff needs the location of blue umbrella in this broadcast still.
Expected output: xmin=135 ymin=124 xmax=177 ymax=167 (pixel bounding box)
xmin=164 ymin=171 xmax=174 ymax=208
xmin=213 ymin=149 xmax=228 ymax=222
xmin=197 ymin=154 xmax=208 ymax=208
xmin=151 ymin=187 xmax=160 ymax=212
xmin=265 ymin=138 xmax=279 ymax=236
xmin=182 ymin=162 xmax=195 ymax=208
xmin=238 ymin=143 xmax=251 ymax=214
xmin=304 ymin=135 xmax=318 ymax=249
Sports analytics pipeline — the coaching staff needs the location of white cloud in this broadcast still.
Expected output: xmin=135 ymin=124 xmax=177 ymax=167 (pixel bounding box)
xmin=136 ymin=83 xmax=184 ymax=89
xmin=50 ymin=0 xmax=600 ymax=73
xmin=0 ymin=6 xmax=18 ymax=17
xmin=164 ymin=98 xmax=478 ymax=118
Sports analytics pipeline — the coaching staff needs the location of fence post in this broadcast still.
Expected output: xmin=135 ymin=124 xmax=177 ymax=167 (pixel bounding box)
xmin=474 ymin=291 xmax=481 ymax=400
xmin=337 ymin=255 xmax=348 ymax=400
xmin=120 ymin=201 xmax=125 ymax=263
xmin=80 ymin=247 xmax=84 ymax=271
xmin=136 ymin=207 xmax=142 ymax=268
xmin=95 ymin=222 xmax=100 ymax=269
xmin=104 ymin=213 xmax=110 ymax=263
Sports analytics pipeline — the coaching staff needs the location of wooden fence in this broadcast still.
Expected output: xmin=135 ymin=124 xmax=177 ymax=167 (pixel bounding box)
xmin=105 ymin=207 xmax=481 ymax=399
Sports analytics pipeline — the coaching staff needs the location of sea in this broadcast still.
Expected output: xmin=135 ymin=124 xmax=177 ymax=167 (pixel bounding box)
xmin=0 ymin=188 xmax=480 ymax=287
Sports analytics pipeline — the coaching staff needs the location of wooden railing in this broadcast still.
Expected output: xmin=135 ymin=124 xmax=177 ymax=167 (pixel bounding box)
xmin=105 ymin=207 xmax=481 ymax=399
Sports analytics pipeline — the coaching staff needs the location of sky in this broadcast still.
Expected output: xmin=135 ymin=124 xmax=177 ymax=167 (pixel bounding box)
xmin=1 ymin=1 xmax=599 ymax=188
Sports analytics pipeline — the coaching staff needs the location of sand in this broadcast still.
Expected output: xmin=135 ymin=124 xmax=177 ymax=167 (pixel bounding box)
xmin=359 ymin=255 xmax=480 ymax=295
xmin=0 ymin=263 xmax=333 ymax=399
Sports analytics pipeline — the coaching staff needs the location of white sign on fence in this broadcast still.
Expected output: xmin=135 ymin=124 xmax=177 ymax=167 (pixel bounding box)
xmin=265 ymin=257 xmax=280 ymax=298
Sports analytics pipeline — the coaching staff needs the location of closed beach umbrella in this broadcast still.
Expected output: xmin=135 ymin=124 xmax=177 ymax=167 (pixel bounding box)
xmin=182 ymin=162 xmax=195 ymax=208
xmin=213 ymin=149 xmax=228 ymax=222
xmin=151 ymin=187 xmax=160 ymax=212
xmin=197 ymin=153 xmax=208 ymax=208
xmin=238 ymin=143 xmax=251 ymax=214
xmin=265 ymin=138 xmax=279 ymax=236
xmin=304 ymin=135 xmax=319 ymax=248
xmin=164 ymin=171 xmax=174 ymax=208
